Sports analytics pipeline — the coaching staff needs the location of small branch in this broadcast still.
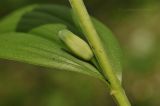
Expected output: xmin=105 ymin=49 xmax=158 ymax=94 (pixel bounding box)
xmin=69 ymin=0 xmax=131 ymax=106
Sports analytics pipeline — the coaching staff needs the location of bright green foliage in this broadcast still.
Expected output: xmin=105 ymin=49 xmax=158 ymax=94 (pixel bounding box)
xmin=0 ymin=31 xmax=104 ymax=81
xmin=0 ymin=5 xmax=122 ymax=83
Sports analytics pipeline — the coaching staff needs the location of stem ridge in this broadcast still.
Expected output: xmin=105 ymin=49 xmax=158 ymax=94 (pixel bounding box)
xmin=69 ymin=0 xmax=131 ymax=106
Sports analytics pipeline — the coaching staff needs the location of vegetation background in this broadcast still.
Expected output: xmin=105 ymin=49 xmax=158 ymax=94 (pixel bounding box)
xmin=0 ymin=0 xmax=160 ymax=106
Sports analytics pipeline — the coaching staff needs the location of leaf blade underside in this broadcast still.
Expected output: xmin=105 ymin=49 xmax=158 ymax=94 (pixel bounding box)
xmin=0 ymin=4 xmax=122 ymax=82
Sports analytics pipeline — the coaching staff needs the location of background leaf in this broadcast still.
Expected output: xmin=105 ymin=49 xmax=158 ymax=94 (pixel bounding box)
xmin=0 ymin=5 xmax=37 ymax=33
xmin=92 ymin=18 xmax=123 ymax=81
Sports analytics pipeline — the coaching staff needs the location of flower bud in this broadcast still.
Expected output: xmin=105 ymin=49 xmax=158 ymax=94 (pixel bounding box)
xmin=59 ymin=29 xmax=93 ymax=61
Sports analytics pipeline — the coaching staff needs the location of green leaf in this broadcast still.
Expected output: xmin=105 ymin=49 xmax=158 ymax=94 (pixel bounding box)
xmin=0 ymin=4 xmax=122 ymax=83
xmin=16 ymin=5 xmax=80 ymax=35
xmin=17 ymin=5 xmax=123 ymax=81
xmin=72 ymin=13 xmax=123 ymax=81
xmin=0 ymin=30 xmax=104 ymax=81
xmin=0 ymin=5 xmax=37 ymax=33
xmin=92 ymin=18 xmax=123 ymax=81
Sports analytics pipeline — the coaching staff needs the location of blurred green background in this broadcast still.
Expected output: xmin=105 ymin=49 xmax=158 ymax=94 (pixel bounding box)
xmin=0 ymin=0 xmax=160 ymax=106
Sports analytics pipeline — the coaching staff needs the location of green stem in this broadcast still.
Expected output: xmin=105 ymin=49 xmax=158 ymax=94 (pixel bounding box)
xmin=69 ymin=0 xmax=131 ymax=106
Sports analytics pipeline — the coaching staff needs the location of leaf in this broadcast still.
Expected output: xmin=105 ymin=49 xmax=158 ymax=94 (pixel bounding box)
xmin=17 ymin=5 xmax=123 ymax=81
xmin=0 ymin=30 xmax=104 ymax=81
xmin=0 ymin=5 xmax=37 ymax=33
xmin=16 ymin=5 xmax=80 ymax=35
xmin=72 ymin=14 xmax=123 ymax=81
xmin=0 ymin=4 xmax=122 ymax=82
xmin=92 ymin=18 xmax=123 ymax=81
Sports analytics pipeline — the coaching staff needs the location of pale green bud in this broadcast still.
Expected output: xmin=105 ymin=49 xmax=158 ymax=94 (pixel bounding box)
xmin=59 ymin=29 xmax=93 ymax=61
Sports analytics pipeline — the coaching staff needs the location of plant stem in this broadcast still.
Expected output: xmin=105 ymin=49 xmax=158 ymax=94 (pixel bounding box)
xmin=69 ymin=0 xmax=131 ymax=106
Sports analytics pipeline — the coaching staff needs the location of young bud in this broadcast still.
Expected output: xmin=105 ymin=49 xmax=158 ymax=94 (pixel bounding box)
xmin=59 ymin=29 xmax=93 ymax=61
